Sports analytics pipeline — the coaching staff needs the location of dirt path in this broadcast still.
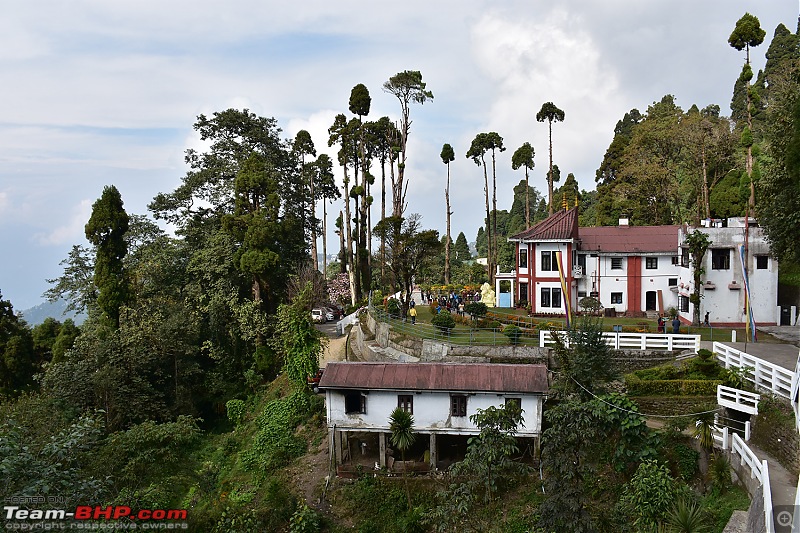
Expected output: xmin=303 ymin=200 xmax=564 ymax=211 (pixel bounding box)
xmin=285 ymin=327 xmax=349 ymax=516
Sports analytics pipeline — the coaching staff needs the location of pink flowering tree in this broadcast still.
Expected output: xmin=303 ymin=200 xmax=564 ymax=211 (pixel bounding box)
xmin=327 ymin=273 xmax=351 ymax=306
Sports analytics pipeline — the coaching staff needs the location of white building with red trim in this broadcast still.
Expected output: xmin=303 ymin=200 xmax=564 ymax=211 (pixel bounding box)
xmin=501 ymin=208 xmax=779 ymax=327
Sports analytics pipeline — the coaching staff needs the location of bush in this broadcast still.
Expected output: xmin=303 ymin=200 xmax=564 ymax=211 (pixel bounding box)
xmin=464 ymin=302 xmax=488 ymax=319
xmin=477 ymin=319 xmax=501 ymax=329
xmin=387 ymin=298 xmax=401 ymax=318
xmin=503 ymin=325 xmax=522 ymax=345
xmin=431 ymin=310 xmax=456 ymax=333
xmin=226 ymin=399 xmax=246 ymax=426
xmin=625 ymin=374 xmax=722 ymax=396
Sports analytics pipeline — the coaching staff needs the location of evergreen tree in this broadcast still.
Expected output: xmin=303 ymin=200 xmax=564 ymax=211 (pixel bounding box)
xmin=85 ymin=185 xmax=129 ymax=326
xmin=536 ymin=102 xmax=566 ymax=214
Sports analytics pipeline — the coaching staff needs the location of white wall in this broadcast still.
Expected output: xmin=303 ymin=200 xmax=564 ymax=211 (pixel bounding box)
xmin=326 ymin=389 xmax=542 ymax=436
xmin=678 ymin=226 xmax=778 ymax=325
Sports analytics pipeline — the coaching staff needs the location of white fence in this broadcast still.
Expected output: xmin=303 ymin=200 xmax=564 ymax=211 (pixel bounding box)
xmin=540 ymin=330 xmax=700 ymax=351
xmin=727 ymin=432 xmax=775 ymax=533
xmin=713 ymin=342 xmax=794 ymax=399
xmin=717 ymin=385 xmax=760 ymax=415
xmin=792 ymin=352 xmax=799 ymax=434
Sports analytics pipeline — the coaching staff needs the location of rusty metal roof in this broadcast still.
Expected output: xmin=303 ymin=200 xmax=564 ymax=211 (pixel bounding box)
xmin=510 ymin=208 xmax=579 ymax=241
xmin=318 ymin=362 xmax=549 ymax=394
xmin=579 ymin=225 xmax=680 ymax=253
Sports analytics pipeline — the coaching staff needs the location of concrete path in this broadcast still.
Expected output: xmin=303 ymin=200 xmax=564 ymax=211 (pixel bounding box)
xmin=701 ymin=339 xmax=799 ymax=372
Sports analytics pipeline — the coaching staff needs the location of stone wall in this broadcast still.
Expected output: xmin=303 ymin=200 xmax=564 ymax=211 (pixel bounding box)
xmin=632 ymin=396 xmax=717 ymax=417
xmin=750 ymin=402 xmax=800 ymax=476
xmin=612 ymin=351 xmax=679 ymax=373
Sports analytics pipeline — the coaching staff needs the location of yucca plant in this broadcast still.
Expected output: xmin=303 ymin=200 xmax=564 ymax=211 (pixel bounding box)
xmin=708 ymin=453 xmax=732 ymax=492
xmin=389 ymin=406 xmax=417 ymax=509
xmin=665 ymin=499 xmax=710 ymax=533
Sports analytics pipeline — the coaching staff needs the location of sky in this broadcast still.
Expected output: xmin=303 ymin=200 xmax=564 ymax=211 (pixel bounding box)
xmin=1 ymin=1 xmax=798 ymax=310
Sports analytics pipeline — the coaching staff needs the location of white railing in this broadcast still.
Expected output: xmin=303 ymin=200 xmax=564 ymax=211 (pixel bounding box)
xmin=792 ymin=351 xmax=799 ymax=434
xmin=713 ymin=342 xmax=794 ymax=399
xmin=729 ymin=433 xmax=775 ymax=533
xmin=712 ymin=425 xmax=730 ymax=449
xmin=540 ymin=330 xmax=700 ymax=351
xmin=793 ymin=475 xmax=800 ymax=533
xmin=717 ymin=385 xmax=760 ymax=415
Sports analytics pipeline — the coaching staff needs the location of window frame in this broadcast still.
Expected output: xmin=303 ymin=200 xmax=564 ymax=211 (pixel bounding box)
xmin=397 ymin=394 xmax=413 ymax=414
xmin=540 ymin=287 xmax=551 ymax=308
xmin=450 ymin=395 xmax=467 ymax=417
xmin=611 ymin=257 xmax=623 ymax=270
xmin=679 ymin=295 xmax=690 ymax=313
xmin=540 ymin=250 xmax=558 ymax=272
xmin=610 ymin=292 xmax=623 ymax=305
xmin=344 ymin=391 xmax=366 ymax=414
xmin=756 ymin=255 xmax=768 ymax=270
xmin=645 ymin=257 xmax=658 ymax=270
xmin=711 ymin=249 xmax=731 ymax=270
xmin=519 ymin=248 xmax=528 ymax=269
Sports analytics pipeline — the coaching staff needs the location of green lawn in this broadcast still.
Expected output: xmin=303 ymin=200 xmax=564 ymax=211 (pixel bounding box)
xmin=377 ymin=304 xmax=781 ymax=345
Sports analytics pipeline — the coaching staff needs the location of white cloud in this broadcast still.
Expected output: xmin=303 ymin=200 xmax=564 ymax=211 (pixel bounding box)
xmin=33 ymin=199 xmax=92 ymax=246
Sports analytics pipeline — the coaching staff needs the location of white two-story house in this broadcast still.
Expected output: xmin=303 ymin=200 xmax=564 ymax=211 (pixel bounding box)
xmin=318 ymin=362 xmax=549 ymax=472
xmin=503 ymin=208 xmax=778 ymax=326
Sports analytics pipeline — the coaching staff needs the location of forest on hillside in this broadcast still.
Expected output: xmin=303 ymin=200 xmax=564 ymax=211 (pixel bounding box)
xmin=1 ymin=12 xmax=799 ymax=532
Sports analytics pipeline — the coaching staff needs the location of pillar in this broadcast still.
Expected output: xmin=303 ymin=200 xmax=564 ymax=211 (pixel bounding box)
xmin=379 ymin=432 xmax=387 ymax=468
xmin=335 ymin=429 xmax=343 ymax=465
xmin=429 ymin=433 xmax=437 ymax=470
xmin=329 ymin=427 xmax=337 ymax=464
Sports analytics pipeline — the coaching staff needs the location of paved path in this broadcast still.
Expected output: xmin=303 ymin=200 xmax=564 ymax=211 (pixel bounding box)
xmin=701 ymin=338 xmax=799 ymax=372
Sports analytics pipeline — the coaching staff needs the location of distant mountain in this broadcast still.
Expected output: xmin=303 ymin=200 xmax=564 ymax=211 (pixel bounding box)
xmin=20 ymin=300 xmax=85 ymax=326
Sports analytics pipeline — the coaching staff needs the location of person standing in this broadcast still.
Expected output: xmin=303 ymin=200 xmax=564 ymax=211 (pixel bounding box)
xmin=671 ymin=316 xmax=680 ymax=334
xmin=409 ymin=306 xmax=417 ymax=324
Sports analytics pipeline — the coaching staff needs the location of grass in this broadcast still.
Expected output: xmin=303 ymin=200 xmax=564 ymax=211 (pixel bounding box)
xmin=375 ymin=304 xmax=782 ymax=345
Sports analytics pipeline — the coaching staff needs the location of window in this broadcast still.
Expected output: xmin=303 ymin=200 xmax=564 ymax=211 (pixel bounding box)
xmin=540 ymin=287 xmax=562 ymax=308
xmin=505 ymin=397 xmax=521 ymax=410
xmin=519 ymin=249 xmax=528 ymax=269
xmin=610 ymin=292 xmax=623 ymax=305
xmin=540 ymin=250 xmax=557 ymax=271
xmin=344 ymin=391 xmax=366 ymax=414
xmin=681 ymin=249 xmax=689 ymax=267
xmin=552 ymin=287 xmax=562 ymax=309
xmin=451 ymin=395 xmax=467 ymax=417
xmin=711 ymin=249 xmax=730 ymax=270
xmin=577 ymin=254 xmax=587 ymax=270
xmin=519 ymin=283 xmax=528 ymax=303
xmin=756 ymin=255 xmax=768 ymax=270
xmin=672 ymin=256 xmax=679 ymax=265
xmin=577 ymin=290 xmax=587 ymax=298
xmin=668 ymin=278 xmax=678 ymax=287
xmin=397 ymin=395 xmax=413 ymax=414
xmin=646 ymin=257 xmax=658 ymax=269
xmin=679 ymin=295 xmax=689 ymax=312
xmin=611 ymin=257 xmax=623 ymax=270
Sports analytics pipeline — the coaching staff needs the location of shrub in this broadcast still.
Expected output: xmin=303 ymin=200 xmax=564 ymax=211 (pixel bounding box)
xmin=671 ymin=443 xmax=699 ymax=480
xmin=431 ymin=310 xmax=456 ymax=333
xmin=625 ymin=374 xmax=722 ymax=396
xmin=464 ymin=302 xmax=488 ymax=319
xmin=226 ymin=399 xmax=246 ymax=426
xmin=387 ymin=298 xmax=401 ymax=318
xmin=503 ymin=325 xmax=522 ymax=345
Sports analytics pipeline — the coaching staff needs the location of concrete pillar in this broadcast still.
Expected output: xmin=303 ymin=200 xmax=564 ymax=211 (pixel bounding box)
xmin=329 ymin=427 xmax=336 ymax=465
xmin=379 ymin=432 xmax=387 ymax=468
xmin=745 ymin=421 xmax=751 ymax=441
xmin=510 ymin=280 xmax=514 ymax=307
xmin=429 ymin=433 xmax=437 ymax=470
xmin=731 ymin=330 xmax=737 ymax=343
xmin=335 ymin=429 xmax=343 ymax=465
xmin=792 ymin=305 xmax=797 ymax=326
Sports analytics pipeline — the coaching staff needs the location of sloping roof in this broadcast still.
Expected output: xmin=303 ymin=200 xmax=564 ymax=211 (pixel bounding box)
xmin=579 ymin=225 xmax=680 ymax=254
xmin=509 ymin=208 xmax=579 ymax=241
xmin=318 ymin=362 xmax=549 ymax=394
